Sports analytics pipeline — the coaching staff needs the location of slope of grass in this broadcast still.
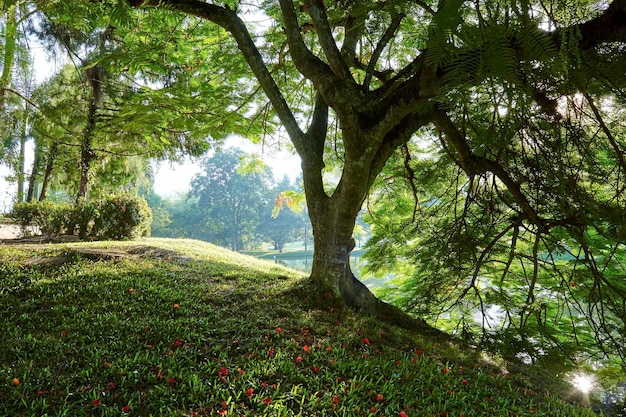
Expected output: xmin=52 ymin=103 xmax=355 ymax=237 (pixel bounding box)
xmin=0 ymin=238 xmax=596 ymax=416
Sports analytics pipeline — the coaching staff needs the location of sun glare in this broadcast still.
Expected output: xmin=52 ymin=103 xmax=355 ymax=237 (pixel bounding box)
xmin=572 ymin=373 xmax=595 ymax=394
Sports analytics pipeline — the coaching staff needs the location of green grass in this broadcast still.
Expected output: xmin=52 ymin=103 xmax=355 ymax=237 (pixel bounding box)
xmin=0 ymin=238 xmax=597 ymax=416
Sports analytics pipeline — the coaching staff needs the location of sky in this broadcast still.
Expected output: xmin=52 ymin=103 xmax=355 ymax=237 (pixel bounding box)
xmin=1 ymin=136 xmax=302 ymax=211
xmin=152 ymin=137 xmax=301 ymax=198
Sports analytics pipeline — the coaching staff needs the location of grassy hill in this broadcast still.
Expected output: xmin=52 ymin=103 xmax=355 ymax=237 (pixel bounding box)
xmin=0 ymin=238 xmax=597 ymax=416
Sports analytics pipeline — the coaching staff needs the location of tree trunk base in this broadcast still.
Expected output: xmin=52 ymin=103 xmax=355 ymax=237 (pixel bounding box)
xmin=337 ymin=272 xmax=450 ymax=338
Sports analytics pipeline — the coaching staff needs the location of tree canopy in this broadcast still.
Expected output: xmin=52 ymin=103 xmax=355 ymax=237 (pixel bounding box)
xmin=3 ymin=0 xmax=626 ymax=371
xmin=189 ymin=148 xmax=273 ymax=251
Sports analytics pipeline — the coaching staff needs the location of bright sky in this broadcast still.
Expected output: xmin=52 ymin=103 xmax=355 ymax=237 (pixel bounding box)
xmin=153 ymin=137 xmax=301 ymax=198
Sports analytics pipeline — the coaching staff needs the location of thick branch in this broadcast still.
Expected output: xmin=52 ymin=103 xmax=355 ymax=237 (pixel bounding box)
xmin=431 ymin=105 xmax=543 ymax=227
xmin=363 ymin=12 xmax=404 ymax=91
xmin=301 ymin=93 xmax=329 ymax=205
xmin=277 ymin=0 xmax=356 ymax=111
xmin=374 ymin=0 xmax=626 ymax=129
xmin=366 ymin=111 xmax=432 ymax=194
xmin=555 ymin=0 xmax=626 ymax=49
xmin=340 ymin=14 xmax=361 ymax=57
xmin=304 ymin=0 xmax=353 ymax=82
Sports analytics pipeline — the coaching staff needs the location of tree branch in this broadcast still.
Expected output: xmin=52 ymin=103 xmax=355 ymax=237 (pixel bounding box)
xmin=363 ymin=12 xmax=404 ymax=91
xmin=374 ymin=0 xmax=626 ymax=129
xmin=277 ymin=0 xmax=356 ymax=111
xmin=300 ymin=93 xmax=329 ymax=202
xmin=304 ymin=0 xmax=353 ymax=82
xmin=340 ymin=13 xmax=361 ymax=58
xmin=583 ymin=91 xmax=626 ymax=175
xmin=431 ymin=104 xmax=543 ymax=228
xmin=555 ymin=0 xmax=626 ymax=49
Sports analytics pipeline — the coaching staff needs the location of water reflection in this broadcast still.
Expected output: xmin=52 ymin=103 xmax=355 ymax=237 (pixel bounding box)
xmin=270 ymin=254 xmax=394 ymax=291
xmin=272 ymin=255 xmax=365 ymax=277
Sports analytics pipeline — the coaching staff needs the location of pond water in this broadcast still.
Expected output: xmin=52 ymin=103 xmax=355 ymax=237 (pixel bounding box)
xmin=266 ymin=253 xmax=394 ymax=290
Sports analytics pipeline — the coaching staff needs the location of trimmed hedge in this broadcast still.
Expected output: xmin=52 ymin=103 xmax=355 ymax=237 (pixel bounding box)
xmin=10 ymin=195 xmax=152 ymax=241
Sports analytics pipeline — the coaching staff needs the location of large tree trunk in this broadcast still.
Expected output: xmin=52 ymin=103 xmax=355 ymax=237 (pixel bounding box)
xmin=306 ymin=187 xmax=431 ymax=329
xmin=309 ymin=202 xmax=378 ymax=311
xmin=301 ymin=122 xmax=422 ymax=326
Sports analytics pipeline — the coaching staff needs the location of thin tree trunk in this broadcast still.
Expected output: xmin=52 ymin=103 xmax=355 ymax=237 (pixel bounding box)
xmin=26 ymin=143 xmax=42 ymax=203
xmin=0 ymin=1 xmax=17 ymax=110
xmin=77 ymin=100 xmax=96 ymax=201
xmin=77 ymin=64 xmax=102 ymax=202
xmin=38 ymin=143 xmax=58 ymax=202
xmin=16 ymin=111 xmax=28 ymax=202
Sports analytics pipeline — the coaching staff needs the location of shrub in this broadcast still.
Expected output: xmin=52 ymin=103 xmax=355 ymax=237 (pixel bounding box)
xmin=92 ymin=194 xmax=152 ymax=240
xmin=9 ymin=202 xmax=36 ymax=236
xmin=9 ymin=195 xmax=152 ymax=241
xmin=10 ymin=201 xmax=73 ymax=238
xmin=74 ymin=199 xmax=99 ymax=239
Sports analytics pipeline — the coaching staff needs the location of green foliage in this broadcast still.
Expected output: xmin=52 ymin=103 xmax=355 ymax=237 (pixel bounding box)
xmin=149 ymin=152 xmax=310 ymax=252
xmin=188 ymin=149 xmax=273 ymax=251
xmin=11 ymin=0 xmax=626 ymax=383
xmin=364 ymin=117 xmax=626 ymax=370
xmin=9 ymin=195 xmax=152 ymax=240
xmin=92 ymin=194 xmax=153 ymax=240
xmin=258 ymin=206 xmax=307 ymax=253
xmin=0 ymin=239 xmax=602 ymax=416
xmin=10 ymin=201 xmax=74 ymax=237
xmin=272 ymin=189 xmax=306 ymax=218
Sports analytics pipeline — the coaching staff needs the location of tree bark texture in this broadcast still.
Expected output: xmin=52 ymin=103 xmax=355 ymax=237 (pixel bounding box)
xmin=38 ymin=143 xmax=58 ymax=202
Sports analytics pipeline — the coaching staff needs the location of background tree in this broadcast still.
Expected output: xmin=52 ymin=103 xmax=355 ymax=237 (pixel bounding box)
xmin=23 ymin=64 xmax=152 ymax=201
xmin=1 ymin=63 xmax=35 ymax=203
xmin=146 ymin=191 xmax=206 ymax=239
xmin=1 ymin=0 xmax=37 ymax=203
xmin=258 ymin=177 xmax=308 ymax=252
xmin=2 ymin=0 xmax=261 ymax=205
xmin=189 ymin=149 xmax=272 ymax=251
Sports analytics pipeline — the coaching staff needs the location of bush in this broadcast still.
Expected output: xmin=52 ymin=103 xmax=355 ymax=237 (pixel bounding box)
xmin=74 ymin=200 xmax=99 ymax=239
xmin=9 ymin=195 xmax=152 ymax=241
xmin=93 ymin=194 xmax=153 ymax=240
xmin=10 ymin=201 xmax=73 ymax=238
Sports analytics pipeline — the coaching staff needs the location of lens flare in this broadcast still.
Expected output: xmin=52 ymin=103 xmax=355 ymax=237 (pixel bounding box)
xmin=572 ymin=373 xmax=595 ymax=393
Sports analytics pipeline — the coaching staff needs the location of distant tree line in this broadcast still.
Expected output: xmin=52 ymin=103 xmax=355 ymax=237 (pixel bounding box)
xmin=148 ymin=148 xmax=311 ymax=252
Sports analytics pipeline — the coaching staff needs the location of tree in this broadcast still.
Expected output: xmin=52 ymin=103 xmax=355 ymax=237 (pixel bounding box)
xmin=146 ymin=191 xmax=207 ymax=239
xmin=111 ymin=0 xmax=626 ymax=319
xmin=24 ymin=64 xmax=150 ymax=202
xmin=259 ymin=184 xmax=307 ymax=252
xmin=1 ymin=0 xmax=37 ymax=203
xmin=3 ymin=0 xmax=247 ymax=204
xmin=35 ymin=0 xmax=624 ymax=368
xmin=258 ymin=208 xmax=304 ymax=252
xmin=189 ymin=148 xmax=272 ymax=251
